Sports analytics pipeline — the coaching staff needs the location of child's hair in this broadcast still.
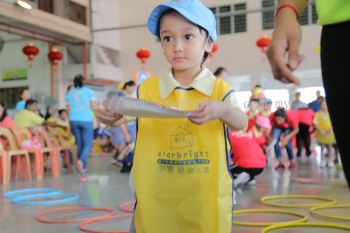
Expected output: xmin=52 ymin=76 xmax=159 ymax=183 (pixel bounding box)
xmin=213 ymin=67 xmax=227 ymax=77
xmin=249 ymin=98 xmax=260 ymax=104
xmin=123 ymin=81 xmax=136 ymax=90
xmin=25 ymin=99 xmax=38 ymax=109
xmin=274 ymin=108 xmax=287 ymax=119
xmin=157 ymin=9 xmax=210 ymax=65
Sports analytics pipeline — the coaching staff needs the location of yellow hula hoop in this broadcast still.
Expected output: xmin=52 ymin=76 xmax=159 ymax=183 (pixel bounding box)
xmin=260 ymin=195 xmax=337 ymax=208
xmin=233 ymin=209 xmax=308 ymax=227
xmin=311 ymin=205 xmax=350 ymax=221
xmin=262 ymin=222 xmax=350 ymax=233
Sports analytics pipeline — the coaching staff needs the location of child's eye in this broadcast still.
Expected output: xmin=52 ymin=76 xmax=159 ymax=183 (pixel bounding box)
xmin=162 ymin=36 xmax=172 ymax=42
xmin=185 ymin=34 xmax=193 ymax=40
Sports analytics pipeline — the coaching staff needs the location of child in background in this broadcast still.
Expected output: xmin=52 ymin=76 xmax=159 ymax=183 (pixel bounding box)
xmin=313 ymin=99 xmax=336 ymax=168
xmin=93 ymin=0 xmax=247 ymax=232
xmin=250 ymin=115 xmax=271 ymax=150
xmin=246 ymin=99 xmax=261 ymax=131
xmin=229 ymin=127 xmax=267 ymax=189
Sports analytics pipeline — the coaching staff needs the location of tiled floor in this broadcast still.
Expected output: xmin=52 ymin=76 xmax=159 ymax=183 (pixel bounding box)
xmin=0 ymin=154 xmax=349 ymax=233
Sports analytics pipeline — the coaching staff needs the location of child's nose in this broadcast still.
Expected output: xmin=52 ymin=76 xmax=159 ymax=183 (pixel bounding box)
xmin=173 ymin=39 xmax=184 ymax=53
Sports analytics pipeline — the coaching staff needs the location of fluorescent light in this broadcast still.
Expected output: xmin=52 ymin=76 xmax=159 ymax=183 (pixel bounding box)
xmin=16 ymin=0 xmax=32 ymax=10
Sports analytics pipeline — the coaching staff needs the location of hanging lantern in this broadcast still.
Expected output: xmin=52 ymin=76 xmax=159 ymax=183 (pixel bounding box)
xmin=47 ymin=47 xmax=63 ymax=96
xmin=22 ymin=43 xmax=39 ymax=67
xmin=136 ymin=48 xmax=151 ymax=64
xmin=47 ymin=47 xmax=63 ymax=65
xmin=209 ymin=43 xmax=218 ymax=56
xmin=256 ymin=35 xmax=271 ymax=54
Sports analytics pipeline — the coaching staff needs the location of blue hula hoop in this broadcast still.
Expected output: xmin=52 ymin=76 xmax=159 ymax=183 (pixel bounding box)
xmin=4 ymin=188 xmax=63 ymax=200
xmin=12 ymin=193 xmax=80 ymax=206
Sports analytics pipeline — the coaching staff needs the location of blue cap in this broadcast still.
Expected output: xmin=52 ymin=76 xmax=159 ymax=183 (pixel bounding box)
xmin=147 ymin=0 xmax=217 ymax=42
xmin=264 ymin=98 xmax=273 ymax=104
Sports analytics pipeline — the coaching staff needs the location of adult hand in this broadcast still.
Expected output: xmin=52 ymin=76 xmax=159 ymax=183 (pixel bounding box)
xmin=92 ymin=102 xmax=122 ymax=127
xmin=267 ymin=9 xmax=304 ymax=85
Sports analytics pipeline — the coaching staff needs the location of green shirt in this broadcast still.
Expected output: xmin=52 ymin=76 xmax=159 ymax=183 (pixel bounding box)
xmin=316 ymin=0 xmax=350 ymax=25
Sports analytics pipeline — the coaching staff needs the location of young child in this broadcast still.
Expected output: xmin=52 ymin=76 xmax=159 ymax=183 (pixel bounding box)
xmin=93 ymin=0 xmax=247 ymax=232
xmin=313 ymin=99 xmax=336 ymax=168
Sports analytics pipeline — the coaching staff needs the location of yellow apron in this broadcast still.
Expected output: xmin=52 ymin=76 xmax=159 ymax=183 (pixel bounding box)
xmin=133 ymin=77 xmax=234 ymax=233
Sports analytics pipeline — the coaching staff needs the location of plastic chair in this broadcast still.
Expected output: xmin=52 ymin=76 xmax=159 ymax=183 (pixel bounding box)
xmin=47 ymin=127 xmax=78 ymax=173
xmin=30 ymin=126 xmax=60 ymax=177
xmin=11 ymin=126 xmax=45 ymax=180
xmin=0 ymin=127 xmax=32 ymax=184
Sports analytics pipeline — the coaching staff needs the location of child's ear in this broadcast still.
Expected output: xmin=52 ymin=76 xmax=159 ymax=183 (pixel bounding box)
xmin=205 ymin=40 xmax=214 ymax=53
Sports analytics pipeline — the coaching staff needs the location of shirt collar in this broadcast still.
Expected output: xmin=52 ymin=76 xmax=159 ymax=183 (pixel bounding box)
xmin=159 ymin=67 xmax=216 ymax=99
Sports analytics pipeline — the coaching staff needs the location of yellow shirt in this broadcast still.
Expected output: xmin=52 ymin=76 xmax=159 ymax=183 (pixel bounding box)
xmin=14 ymin=110 xmax=44 ymax=128
xmin=133 ymin=68 xmax=236 ymax=233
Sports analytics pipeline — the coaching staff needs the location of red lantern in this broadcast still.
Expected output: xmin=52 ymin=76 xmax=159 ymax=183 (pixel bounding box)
xmin=256 ymin=35 xmax=271 ymax=53
xmin=22 ymin=43 xmax=39 ymax=67
xmin=136 ymin=48 xmax=151 ymax=64
xmin=209 ymin=43 xmax=218 ymax=56
xmin=47 ymin=47 xmax=63 ymax=65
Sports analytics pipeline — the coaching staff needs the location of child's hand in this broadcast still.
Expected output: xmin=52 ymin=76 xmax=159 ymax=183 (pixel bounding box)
xmin=92 ymin=102 xmax=123 ymax=126
xmin=189 ymin=100 xmax=224 ymax=125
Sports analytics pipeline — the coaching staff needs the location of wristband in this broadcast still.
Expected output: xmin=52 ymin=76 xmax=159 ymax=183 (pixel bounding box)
xmin=276 ymin=3 xmax=299 ymax=18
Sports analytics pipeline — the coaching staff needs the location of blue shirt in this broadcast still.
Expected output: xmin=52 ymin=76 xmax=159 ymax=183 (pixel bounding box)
xmin=65 ymin=87 xmax=96 ymax=122
xmin=15 ymin=101 xmax=25 ymax=110
xmin=310 ymin=99 xmax=321 ymax=112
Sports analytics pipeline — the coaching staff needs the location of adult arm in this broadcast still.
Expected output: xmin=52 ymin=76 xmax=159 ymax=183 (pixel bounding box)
xmin=267 ymin=0 xmax=310 ymax=85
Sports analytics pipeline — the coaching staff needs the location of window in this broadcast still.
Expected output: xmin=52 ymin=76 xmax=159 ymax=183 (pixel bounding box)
xmin=262 ymin=0 xmax=317 ymax=30
xmin=38 ymin=0 xmax=54 ymax=13
xmin=219 ymin=5 xmax=231 ymax=35
xmin=262 ymin=0 xmax=277 ymax=30
xmin=68 ymin=1 xmax=87 ymax=25
xmin=234 ymin=4 xmax=247 ymax=33
xmin=211 ymin=3 xmax=247 ymax=35
xmin=299 ymin=1 xmax=317 ymax=25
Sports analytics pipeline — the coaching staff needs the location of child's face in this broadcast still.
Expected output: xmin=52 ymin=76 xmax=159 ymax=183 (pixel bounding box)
xmin=320 ymin=101 xmax=328 ymax=111
xmin=159 ymin=12 xmax=212 ymax=72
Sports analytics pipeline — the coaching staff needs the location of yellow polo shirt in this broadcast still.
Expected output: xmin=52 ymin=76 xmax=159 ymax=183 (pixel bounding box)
xmin=158 ymin=67 xmax=239 ymax=109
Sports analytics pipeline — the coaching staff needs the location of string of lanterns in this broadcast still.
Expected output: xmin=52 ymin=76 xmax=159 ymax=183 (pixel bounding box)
xmin=22 ymin=43 xmax=63 ymax=67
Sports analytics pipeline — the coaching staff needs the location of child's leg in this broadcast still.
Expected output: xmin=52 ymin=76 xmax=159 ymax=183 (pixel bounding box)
xmin=320 ymin=144 xmax=326 ymax=167
xmin=327 ymin=144 xmax=334 ymax=167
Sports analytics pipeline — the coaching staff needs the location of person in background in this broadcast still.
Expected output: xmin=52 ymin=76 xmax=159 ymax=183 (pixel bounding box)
xmin=296 ymin=103 xmax=315 ymax=158
xmin=313 ymin=99 xmax=336 ymax=168
xmin=270 ymin=108 xmax=299 ymax=169
xmin=291 ymin=91 xmax=306 ymax=110
xmin=246 ymin=99 xmax=261 ymax=131
xmin=15 ymin=88 xmax=31 ymax=111
xmin=261 ymin=98 xmax=273 ymax=117
xmin=14 ymin=99 xmax=45 ymax=128
xmin=66 ymin=74 xmax=96 ymax=175
xmin=266 ymin=0 xmax=350 ymax=188
xmin=250 ymin=115 xmax=272 ymax=150
xmin=229 ymin=129 xmax=267 ymax=189
xmin=0 ymin=101 xmax=14 ymax=129
xmin=309 ymin=90 xmax=323 ymax=112
xmin=213 ymin=67 xmax=228 ymax=79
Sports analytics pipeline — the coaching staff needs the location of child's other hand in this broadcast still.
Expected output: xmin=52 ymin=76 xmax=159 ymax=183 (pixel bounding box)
xmin=189 ymin=100 xmax=224 ymax=125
